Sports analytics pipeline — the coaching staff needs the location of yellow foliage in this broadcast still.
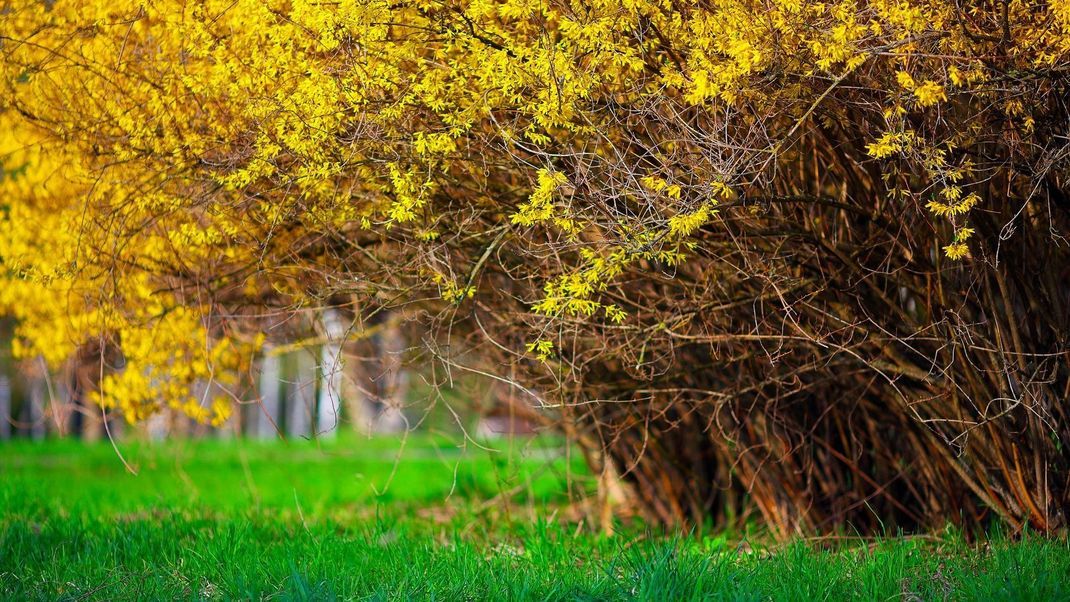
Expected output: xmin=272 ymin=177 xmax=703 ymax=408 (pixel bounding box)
xmin=1 ymin=0 xmax=1065 ymax=424
xmin=511 ymin=169 xmax=570 ymax=227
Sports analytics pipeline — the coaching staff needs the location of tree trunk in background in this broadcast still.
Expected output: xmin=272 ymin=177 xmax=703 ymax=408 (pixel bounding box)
xmin=341 ymin=356 xmax=371 ymax=434
xmin=0 ymin=375 xmax=10 ymax=440
xmin=317 ymin=309 xmax=345 ymax=437
xmin=61 ymin=373 xmax=104 ymax=442
xmin=343 ymin=312 xmax=409 ymax=434
xmin=286 ymin=350 xmax=315 ymax=439
xmin=373 ymin=314 xmax=407 ymax=433
xmin=26 ymin=369 xmax=46 ymax=440
xmin=145 ymin=412 xmax=168 ymax=440
xmin=254 ymin=346 xmax=282 ymax=438
xmin=0 ymin=321 xmax=11 ymax=440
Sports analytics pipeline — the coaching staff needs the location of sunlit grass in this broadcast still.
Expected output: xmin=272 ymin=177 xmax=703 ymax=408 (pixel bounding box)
xmin=0 ymin=433 xmax=586 ymax=516
xmin=2 ymin=436 xmax=1068 ymax=600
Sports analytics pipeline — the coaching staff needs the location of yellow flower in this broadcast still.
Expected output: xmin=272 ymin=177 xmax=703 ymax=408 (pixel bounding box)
xmin=914 ymin=81 xmax=947 ymax=107
xmin=525 ymin=339 xmax=555 ymax=361
xmin=943 ymin=242 xmax=969 ymax=260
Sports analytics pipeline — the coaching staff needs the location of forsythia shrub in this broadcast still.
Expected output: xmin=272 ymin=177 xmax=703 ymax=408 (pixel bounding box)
xmin=2 ymin=0 xmax=1069 ymax=533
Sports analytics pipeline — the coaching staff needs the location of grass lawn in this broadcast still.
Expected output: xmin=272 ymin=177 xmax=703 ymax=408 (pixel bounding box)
xmin=1 ymin=434 xmax=1068 ymax=600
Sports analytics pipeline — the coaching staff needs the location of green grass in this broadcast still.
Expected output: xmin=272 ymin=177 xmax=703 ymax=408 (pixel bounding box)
xmin=2 ymin=435 xmax=1069 ymax=600
xmin=0 ymin=434 xmax=584 ymax=515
